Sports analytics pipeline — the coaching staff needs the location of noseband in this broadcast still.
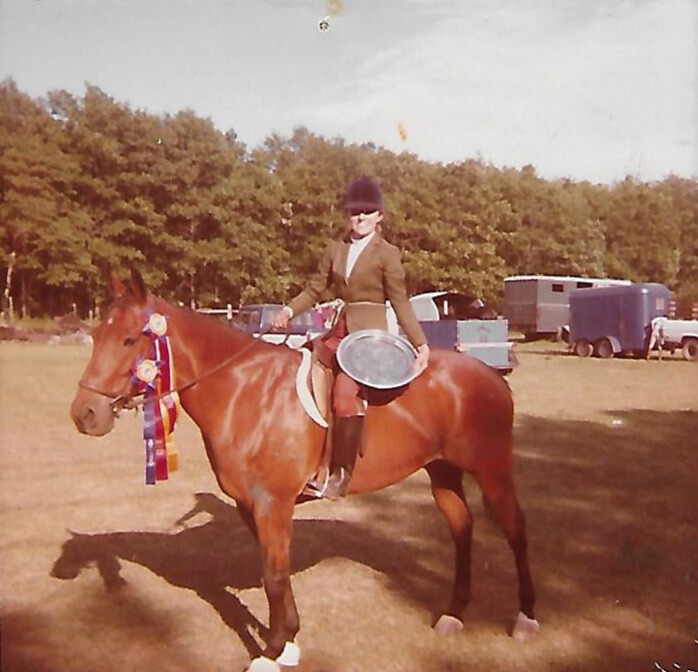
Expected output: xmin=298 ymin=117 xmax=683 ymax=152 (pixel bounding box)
xmin=77 ymin=378 xmax=145 ymax=417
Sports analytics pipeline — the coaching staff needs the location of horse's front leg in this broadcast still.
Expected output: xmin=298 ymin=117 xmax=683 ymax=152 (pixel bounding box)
xmin=248 ymin=498 xmax=300 ymax=671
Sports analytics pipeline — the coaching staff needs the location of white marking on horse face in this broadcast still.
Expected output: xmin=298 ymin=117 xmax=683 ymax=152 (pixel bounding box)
xmin=107 ymin=317 xmax=114 ymax=325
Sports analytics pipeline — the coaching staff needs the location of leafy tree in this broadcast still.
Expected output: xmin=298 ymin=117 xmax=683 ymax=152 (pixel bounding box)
xmin=657 ymin=176 xmax=698 ymax=300
xmin=491 ymin=166 xmax=607 ymax=280
xmin=599 ymin=178 xmax=682 ymax=285
xmin=2 ymin=82 xmax=697 ymax=318
xmin=0 ymin=80 xmax=92 ymax=317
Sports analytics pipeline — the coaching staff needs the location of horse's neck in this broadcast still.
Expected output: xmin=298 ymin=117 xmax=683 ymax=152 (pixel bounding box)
xmin=157 ymin=300 xmax=258 ymax=412
xmin=160 ymin=302 xmax=250 ymax=371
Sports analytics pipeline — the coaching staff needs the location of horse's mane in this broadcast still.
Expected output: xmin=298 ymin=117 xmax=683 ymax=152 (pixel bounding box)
xmin=151 ymin=295 xmax=301 ymax=360
xmin=106 ymin=288 xmax=258 ymax=349
xmin=152 ymin=296 xmax=256 ymax=344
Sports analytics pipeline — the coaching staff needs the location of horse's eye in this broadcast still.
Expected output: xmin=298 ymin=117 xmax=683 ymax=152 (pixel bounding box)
xmin=123 ymin=336 xmax=138 ymax=346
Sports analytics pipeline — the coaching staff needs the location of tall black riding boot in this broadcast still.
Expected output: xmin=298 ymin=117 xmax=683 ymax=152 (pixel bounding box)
xmin=324 ymin=415 xmax=364 ymax=500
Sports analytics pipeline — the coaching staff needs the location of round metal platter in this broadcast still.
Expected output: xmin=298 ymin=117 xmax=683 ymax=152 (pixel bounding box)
xmin=337 ymin=329 xmax=420 ymax=389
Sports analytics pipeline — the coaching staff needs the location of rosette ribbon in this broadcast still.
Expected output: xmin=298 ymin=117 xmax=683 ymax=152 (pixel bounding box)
xmin=133 ymin=312 xmax=181 ymax=485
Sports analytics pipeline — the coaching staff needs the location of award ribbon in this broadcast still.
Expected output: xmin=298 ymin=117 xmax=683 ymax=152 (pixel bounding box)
xmin=134 ymin=312 xmax=181 ymax=485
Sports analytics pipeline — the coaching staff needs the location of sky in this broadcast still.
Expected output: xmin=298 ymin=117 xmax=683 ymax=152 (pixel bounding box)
xmin=0 ymin=0 xmax=696 ymax=184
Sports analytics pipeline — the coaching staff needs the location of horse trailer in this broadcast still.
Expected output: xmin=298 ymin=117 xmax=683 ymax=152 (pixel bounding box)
xmin=503 ymin=275 xmax=631 ymax=338
xmin=568 ymin=283 xmax=671 ymax=358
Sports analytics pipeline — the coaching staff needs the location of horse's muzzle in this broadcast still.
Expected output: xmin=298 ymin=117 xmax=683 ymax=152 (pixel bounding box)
xmin=70 ymin=393 xmax=115 ymax=437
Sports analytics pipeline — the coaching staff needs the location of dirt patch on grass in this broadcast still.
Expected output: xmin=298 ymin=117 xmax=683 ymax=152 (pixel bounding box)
xmin=1 ymin=342 xmax=697 ymax=671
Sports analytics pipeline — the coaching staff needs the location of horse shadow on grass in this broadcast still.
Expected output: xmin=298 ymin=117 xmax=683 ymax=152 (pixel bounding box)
xmin=50 ymin=491 xmax=452 ymax=660
xmin=50 ymin=408 xmax=698 ymax=668
xmin=510 ymin=408 xmax=698 ymax=668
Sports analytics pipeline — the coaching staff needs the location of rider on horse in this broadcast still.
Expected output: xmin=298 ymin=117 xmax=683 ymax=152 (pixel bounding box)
xmin=272 ymin=177 xmax=430 ymax=499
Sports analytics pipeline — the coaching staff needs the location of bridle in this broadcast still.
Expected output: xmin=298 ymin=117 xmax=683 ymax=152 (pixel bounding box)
xmin=78 ymin=323 xmax=285 ymax=417
xmin=77 ymin=378 xmax=144 ymax=417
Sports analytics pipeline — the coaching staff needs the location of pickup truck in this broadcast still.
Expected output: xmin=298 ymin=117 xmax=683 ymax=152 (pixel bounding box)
xmin=389 ymin=291 xmax=516 ymax=374
xmin=650 ymin=317 xmax=698 ymax=361
xmin=233 ymin=303 xmax=329 ymax=349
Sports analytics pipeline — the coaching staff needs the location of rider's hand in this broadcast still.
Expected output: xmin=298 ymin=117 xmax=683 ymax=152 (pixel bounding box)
xmin=271 ymin=306 xmax=293 ymax=330
xmin=414 ymin=343 xmax=430 ymax=372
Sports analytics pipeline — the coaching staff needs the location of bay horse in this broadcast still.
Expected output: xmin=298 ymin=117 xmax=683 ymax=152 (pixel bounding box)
xmin=70 ymin=269 xmax=538 ymax=671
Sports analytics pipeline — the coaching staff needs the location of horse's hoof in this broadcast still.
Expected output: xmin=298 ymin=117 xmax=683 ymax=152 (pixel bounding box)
xmin=433 ymin=614 xmax=464 ymax=634
xmin=512 ymin=611 xmax=540 ymax=642
xmin=246 ymin=656 xmax=281 ymax=672
xmin=276 ymin=640 xmax=300 ymax=667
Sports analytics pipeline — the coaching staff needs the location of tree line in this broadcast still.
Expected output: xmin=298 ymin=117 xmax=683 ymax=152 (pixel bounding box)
xmin=1 ymin=79 xmax=697 ymax=319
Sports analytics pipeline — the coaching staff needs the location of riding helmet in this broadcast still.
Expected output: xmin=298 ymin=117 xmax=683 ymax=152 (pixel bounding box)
xmin=345 ymin=177 xmax=384 ymax=211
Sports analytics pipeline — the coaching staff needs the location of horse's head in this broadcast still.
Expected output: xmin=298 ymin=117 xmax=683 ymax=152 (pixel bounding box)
xmin=51 ymin=530 xmax=94 ymax=580
xmin=52 ymin=530 xmax=126 ymax=589
xmin=70 ymin=269 xmax=152 ymax=436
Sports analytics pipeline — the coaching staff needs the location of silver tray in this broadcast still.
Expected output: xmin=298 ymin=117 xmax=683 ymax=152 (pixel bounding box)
xmin=337 ymin=329 xmax=420 ymax=389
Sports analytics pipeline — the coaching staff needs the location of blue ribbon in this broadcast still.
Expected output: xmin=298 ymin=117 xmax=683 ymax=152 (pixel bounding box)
xmin=142 ymin=388 xmax=157 ymax=485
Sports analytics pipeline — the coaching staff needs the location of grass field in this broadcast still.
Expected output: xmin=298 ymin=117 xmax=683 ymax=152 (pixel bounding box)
xmin=1 ymin=340 xmax=697 ymax=672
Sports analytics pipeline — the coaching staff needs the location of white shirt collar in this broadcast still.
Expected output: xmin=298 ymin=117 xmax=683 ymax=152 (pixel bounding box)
xmin=346 ymin=231 xmax=375 ymax=277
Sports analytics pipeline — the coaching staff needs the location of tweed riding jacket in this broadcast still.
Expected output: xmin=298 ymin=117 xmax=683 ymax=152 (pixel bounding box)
xmin=288 ymin=232 xmax=427 ymax=348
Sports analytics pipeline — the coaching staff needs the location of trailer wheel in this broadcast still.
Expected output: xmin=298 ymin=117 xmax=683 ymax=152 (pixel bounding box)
xmin=595 ymin=338 xmax=614 ymax=359
xmin=682 ymin=337 xmax=698 ymax=362
xmin=573 ymin=339 xmax=593 ymax=357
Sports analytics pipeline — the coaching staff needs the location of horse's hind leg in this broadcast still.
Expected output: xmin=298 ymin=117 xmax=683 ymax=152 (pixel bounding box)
xmin=474 ymin=467 xmax=539 ymax=640
xmin=426 ymin=460 xmax=473 ymax=633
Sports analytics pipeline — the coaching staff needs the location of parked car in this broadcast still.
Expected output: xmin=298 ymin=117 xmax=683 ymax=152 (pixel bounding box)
xmin=233 ymin=304 xmax=327 ymax=349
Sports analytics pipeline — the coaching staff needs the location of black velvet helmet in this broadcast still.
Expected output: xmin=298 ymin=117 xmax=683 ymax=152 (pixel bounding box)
xmin=344 ymin=177 xmax=383 ymax=211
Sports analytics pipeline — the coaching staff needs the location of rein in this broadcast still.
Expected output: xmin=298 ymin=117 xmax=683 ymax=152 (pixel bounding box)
xmin=79 ymin=324 xmax=282 ymax=416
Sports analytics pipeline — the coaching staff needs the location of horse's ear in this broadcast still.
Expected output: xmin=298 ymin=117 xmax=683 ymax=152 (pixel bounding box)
xmin=128 ymin=268 xmax=148 ymax=305
xmin=106 ymin=269 xmax=126 ymax=301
